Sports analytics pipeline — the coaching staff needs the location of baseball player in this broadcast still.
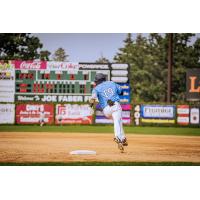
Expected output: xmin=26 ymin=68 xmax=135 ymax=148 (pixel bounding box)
xmin=90 ymin=73 xmax=128 ymax=152
xmin=39 ymin=110 xmax=45 ymax=126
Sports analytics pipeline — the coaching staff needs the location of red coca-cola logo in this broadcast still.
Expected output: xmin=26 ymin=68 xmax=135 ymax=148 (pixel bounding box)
xmin=20 ymin=61 xmax=42 ymax=69
xmin=14 ymin=61 xmax=47 ymax=69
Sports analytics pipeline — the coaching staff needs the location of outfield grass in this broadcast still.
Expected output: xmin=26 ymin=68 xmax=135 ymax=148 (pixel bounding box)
xmin=0 ymin=161 xmax=200 ymax=166
xmin=0 ymin=125 xmax=199 ymax=136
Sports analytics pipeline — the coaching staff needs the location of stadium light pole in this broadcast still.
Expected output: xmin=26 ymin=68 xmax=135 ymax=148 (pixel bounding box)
xmin=167 ymin=33 xmax=173 ymax=103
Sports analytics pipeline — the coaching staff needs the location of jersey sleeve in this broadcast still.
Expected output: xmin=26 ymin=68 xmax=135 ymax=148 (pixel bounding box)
xmin=91 ymin=88 xmax=98 ymax=99
xmin=115 ymin=83 xmax=122 ymax=95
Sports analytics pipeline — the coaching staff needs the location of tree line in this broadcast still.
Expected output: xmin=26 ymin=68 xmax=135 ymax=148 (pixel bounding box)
xmin=0 ymin=33 xmax=68 ymax=61
xmin=114 ymin=33 xmax=200 ymax=103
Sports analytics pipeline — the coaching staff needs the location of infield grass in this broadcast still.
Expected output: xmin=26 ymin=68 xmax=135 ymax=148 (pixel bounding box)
xmin=0 ymin=125 xmax=200 ymax=136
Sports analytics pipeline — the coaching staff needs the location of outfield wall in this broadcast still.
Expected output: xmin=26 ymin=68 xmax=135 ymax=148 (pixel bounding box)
xmin=1 ymin=102 xmax=200 ymax=127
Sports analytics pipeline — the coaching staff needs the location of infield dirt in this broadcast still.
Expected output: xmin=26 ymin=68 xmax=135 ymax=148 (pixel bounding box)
xmin=0 ymin=132 xmax=200 ymax=163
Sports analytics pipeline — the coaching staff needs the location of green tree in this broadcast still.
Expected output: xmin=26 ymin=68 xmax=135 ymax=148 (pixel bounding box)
xmin=114 ymin=33 xmax=200 ymax=102
xmin=0 ymin=33 xmax=43 ymax=60
xmin=53 ymin=47 xmax=69 ymax=61
xmin=95 ymin=54 xmax=110 ymax=63
xmin=40 ymin=50 xmax=51 ymax=61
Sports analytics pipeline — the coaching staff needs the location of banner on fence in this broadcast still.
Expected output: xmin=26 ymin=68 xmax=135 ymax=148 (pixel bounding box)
xmin=141 ymin=118 xmax=175 ymax=124
xmin=95 ymin=116 xmax=131 ymax=125
xmin=0 ymin=104 xmax=15 ymax=124
xmin=133 ymin=105 xmax=141 ymax=126
xmin=177 ymin=105 xmax=189 ymax=125
xmin=16 ymin=104 xmax=54 ymax=124
xmin=186 ymin=68 xmax=200 ymax=101
xmin=0 ymin=61 xmax=15 ymax=102
xmin=55 ymin=104 xmax=93 ymax=124
xmin=190 ymin=107 xmax=200 ymax=125
xmin=141 ymin=105 xmax=175 ymax=119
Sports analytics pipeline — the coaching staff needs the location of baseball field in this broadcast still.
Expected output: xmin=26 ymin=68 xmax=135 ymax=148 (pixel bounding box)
xmin=0 ymin=125 xmax=200 ymax=166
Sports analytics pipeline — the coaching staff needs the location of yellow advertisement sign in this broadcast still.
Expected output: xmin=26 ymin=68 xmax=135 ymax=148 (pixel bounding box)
xmin=141 ymin=118 xmax=175 ymax=124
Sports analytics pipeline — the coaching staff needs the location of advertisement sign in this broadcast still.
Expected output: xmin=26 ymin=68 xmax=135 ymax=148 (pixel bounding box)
xmin=134 ymin=105 xmax=141 ymax=126
xmin=14 ymin=60 xmax=47 ymax=70
xmin=96 ymin=104 xmax=131 ymax=111
xmin=79 ymin=63 xmax=110 ymax=70
xmin=0 ymin=104 xmax=15 ymax=124
xmin=190 ymin=108 xmax=200 ymax=125
xmin=96 ymin=110 xmax=130 ymax=118
xmin=186 ymin=69 xmax=200 ymax=101
xmin=111 ymin=77 xmax=128 ymax=83
xmin=119 ymin=96 xmax=131 ymax=104
xmin=118 ymin=83 xmax=131 ymax=104
xmin=15 ymin=94 xmax=91 ymax=103
xmin=0 ymin=80 xmax=15 ymax=102
xmin=177 ymin=105 xmax=189 ymax=125
xmin=141 ymin=118 xmax=175 ymax=124
xmin=111 ymin=64 xmax=128 ymax=70
xmin=55 ymin=104 xmax=93 ymax=124
xmin=0 ymin=61 xmax=15 ymax=102
xmin=47 ymin=62 xmax=79 ymax=74
xmin=0 ymin=61 xmax=15 ymax=80
xmin=141 ymin=105 xmax=175 ymax=119
xmin=111 ymin=70 xmax=128 ymax=77
xmin=95 ymin=116 xmax=131 ymax=125
xmin=16 ymin=104 xmax=54 ymax=124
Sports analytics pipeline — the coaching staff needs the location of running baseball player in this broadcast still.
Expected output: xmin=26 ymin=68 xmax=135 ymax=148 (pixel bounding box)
xmin=90 ymin=73 xmax=128 ymax=152
xmin=39 ymin=110 xmax=45 ymax=127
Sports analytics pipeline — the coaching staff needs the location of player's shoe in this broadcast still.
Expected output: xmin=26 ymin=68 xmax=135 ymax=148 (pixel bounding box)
xmin=122 ymin=138 xmax=128 ymax=146
xmin=113 ymin=137 xmax=124 ymax=153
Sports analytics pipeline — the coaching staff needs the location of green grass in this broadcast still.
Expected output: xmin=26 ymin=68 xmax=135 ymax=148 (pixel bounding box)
xmin=0 ymin=125 xmax=200 ymax=136
xmin=0 ymin=161 xmax=200 ymax=166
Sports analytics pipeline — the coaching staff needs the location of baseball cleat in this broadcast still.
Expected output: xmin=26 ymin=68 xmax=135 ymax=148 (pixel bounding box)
xmin=122 ymin=138 xmax=128 ymax=146
xmin=114 ymin=137 xmax=124 ymax=153
xmin=118 ymin=142 xmax=124 ymax=153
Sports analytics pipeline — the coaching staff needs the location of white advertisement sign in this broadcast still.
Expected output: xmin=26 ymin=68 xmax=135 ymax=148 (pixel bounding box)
xmin=111 ymin=70 xmax=128 ymax=77
xmin=79 ymin=64 xmax=109 ymax=69
xmin=0 ymin=104 xmax=15 ymax=124
xmin=177 ymin=117 xmax=189 ymax=124
xmin=111 ymin=77 xmax=128 ymax=83
xmin=47 ymin=62 xmax=79 ymax=74
xmin=177 ymin=107 xmax=189 ymax=114
xmin=111 ymin=64 xmax=128 ymax=70
xmin=0 ymin=80 xmax=15 ymax=102
xmin=141 ymin=105 xmax=175 ymax=119
xmin=55 ymin=104 xmax=93 ymax=124
xmin=190 ymin=108 xmax=200 ymax=124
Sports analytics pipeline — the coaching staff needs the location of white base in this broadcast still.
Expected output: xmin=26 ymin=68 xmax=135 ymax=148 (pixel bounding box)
xmin=70 ymin=150 xmax=96 ymax=155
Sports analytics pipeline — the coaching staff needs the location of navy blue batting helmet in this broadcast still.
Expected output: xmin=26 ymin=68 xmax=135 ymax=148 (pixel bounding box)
xmin=94 ymin=73 xmax=106 ymax=84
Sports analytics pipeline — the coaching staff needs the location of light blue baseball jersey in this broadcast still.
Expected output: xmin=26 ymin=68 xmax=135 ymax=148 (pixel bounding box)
xmin=92 ymin=81 xmax=122 ymax=109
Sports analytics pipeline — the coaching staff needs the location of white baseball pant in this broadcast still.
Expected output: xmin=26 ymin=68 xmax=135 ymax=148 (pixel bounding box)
xmin=103 ymin=102 xmax=125 ymax=141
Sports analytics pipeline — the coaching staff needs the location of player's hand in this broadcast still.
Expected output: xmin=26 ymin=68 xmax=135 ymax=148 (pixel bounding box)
xmin=107 ymin=100 xmax=115 ymax=106
xmin=89 ymin=103 xmax=94 ymax=108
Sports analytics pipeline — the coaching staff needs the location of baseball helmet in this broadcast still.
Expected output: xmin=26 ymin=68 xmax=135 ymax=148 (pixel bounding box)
xmin=94 ymin=73 xmax=106 ymax=83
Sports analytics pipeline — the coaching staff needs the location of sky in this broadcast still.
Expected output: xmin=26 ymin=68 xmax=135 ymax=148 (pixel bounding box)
xmin=34 ymin=33 xmax=199 ymax=62
xmin=33 ymin=33 xmax=130 ymax=62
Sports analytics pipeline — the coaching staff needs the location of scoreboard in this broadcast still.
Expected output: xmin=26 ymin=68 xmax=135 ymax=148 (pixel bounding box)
xmin=13 ymin=61 xmax=130 ymax=103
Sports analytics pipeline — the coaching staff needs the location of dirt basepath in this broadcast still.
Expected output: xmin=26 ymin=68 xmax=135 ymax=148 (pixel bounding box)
xmin=0 ymin=132 xmax=200 ymax=163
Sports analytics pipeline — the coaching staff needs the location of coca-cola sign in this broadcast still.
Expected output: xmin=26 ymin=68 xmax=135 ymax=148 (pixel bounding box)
xmin=15 ymin=60 xmax=47 ymax=70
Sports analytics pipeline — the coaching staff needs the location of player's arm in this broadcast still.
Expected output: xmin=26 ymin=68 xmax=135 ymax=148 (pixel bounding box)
xmin=89 ymin=89 xmax=98 ymax=108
